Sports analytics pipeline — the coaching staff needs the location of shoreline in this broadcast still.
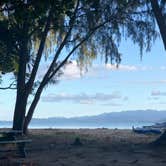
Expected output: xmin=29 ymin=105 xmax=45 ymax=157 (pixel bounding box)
xmin=0 ymin=122 xmax=155 ymax=130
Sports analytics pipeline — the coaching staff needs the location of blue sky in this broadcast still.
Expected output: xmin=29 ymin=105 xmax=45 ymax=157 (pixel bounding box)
xmin=0 ymin=37 xmax=166 ymax=120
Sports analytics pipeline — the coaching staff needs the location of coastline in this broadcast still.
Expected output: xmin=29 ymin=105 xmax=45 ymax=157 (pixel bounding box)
xmin=0 ymin=121 xmax=155 ymax=129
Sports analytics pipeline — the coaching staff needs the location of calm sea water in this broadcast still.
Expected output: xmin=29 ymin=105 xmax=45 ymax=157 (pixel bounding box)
xmin=0 ymin=122 xmax=154 ymax=129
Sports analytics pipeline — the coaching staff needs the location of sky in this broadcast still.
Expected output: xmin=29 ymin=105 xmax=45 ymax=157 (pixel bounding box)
xmin=0 ymin=37 xmax=166 ymax=120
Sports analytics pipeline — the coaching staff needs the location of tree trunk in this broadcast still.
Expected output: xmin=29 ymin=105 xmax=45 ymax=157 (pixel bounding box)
xmin=23 ymin=86 xmax=43 ymax=134
xmin=13 ymin=92 xmax=28 ymax=131
xmin=150 ymin=0 xmax=166 ymax=50
xmin=13 ymin=57 xmax=27 ymax=131
xmin=150 ymin=0 xmax=166 ymax=145
xmin=12 ymin=23 xmax=28 ymax=131
xmin=12 ymin=59 xmax=28 ymax=131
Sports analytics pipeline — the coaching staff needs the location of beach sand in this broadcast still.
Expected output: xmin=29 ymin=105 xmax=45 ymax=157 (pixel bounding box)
xmin=0 ymin=128 xmax=166 ymax=166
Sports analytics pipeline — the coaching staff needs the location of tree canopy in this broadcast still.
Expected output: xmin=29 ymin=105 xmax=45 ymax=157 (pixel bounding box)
xmin=0 ymin=0 xmax=157 ymax=74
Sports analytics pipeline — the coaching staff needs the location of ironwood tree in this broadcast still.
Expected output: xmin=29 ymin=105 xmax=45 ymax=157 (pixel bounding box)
xmin=150 ymin=0 xmax=166 ymax=50
xmin=149 ymin=0 xmax=166 ymax=145
xmin=0 ymin=0 xmax=158 ymax=133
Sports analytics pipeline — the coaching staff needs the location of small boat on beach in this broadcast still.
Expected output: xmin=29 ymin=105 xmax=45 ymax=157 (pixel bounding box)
xmin=132 ymin=126 xmax=162 ymax=134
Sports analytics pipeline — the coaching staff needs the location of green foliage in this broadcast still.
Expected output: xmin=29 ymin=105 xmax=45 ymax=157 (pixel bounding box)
xmin=73 ymin=0 xmax=158 ymax=67
xmin=0 ymin=0 xmax=75 ymax=76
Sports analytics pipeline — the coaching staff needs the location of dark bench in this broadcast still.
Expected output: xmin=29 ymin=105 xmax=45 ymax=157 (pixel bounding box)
xmin=0 ymin=130 xmax=31 ymax=158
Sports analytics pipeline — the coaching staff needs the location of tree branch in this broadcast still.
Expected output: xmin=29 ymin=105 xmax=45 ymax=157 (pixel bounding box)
xmin=45 ymin=13 xmax=118 ymax=84
xmin=31 ymin=0 xmax=80 ymax=89
xmin=26 ymin=9 xmax=52 ymax=94
xmin=46 ymin=0 xmax=80 ymax=73
xmin=24 ymin=0 xmax=80 ymax=129
xmin=0 ymin=81 xmax=16 ymax=90
xmin=47 ymin=30 xmax=96 ymax=82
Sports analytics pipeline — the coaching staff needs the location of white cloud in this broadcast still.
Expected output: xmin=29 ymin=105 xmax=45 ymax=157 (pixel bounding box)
xmin=146 ymin=80 xmax=166 ymax=84
xmin=105 ymin=64 xmax=138 ymax=71
xmin=151 ymin=90 xmax=166 ymax=96
xmin=101 ymin=102 xmax=123 ymax=107
xmin=36 ymin=62 xmax=166 ymax=82
xmin=36 ymin=61 xmax=83 ymax=80
xmin=148 ymin=97 xmax=159 ymax=100
xmin=123 ymin=96 xmax=128 ymax=101
xmin=79 ymin=100 xmax=94 ymax=105
xmin=160 ymin=66 xmax=166 ymax=70
xmin=62 ymin=61 xmax=84 ymax=79
xmin=42 ymin=91 xmax=122 ymax=104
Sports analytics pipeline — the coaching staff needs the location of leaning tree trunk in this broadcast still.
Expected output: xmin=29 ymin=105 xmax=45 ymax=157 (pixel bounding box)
xmin=150 ymin=0 xmax=166 ymax=50
xmin=150 ymin=0 xmax=166 ymax=145
xmin=23 ymin=86 xmax=44 ymax=134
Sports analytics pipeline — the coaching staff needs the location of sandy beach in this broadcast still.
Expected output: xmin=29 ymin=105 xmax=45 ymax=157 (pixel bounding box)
xmin=0 ymin=128 xmax=166 ymax=166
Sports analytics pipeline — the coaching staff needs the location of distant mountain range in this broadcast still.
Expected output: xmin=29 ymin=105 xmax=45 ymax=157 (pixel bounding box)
xmin=31 ymin=109 xmax=166 ymax=124
xmin=1 ymin=110 xmax=166 ymax=128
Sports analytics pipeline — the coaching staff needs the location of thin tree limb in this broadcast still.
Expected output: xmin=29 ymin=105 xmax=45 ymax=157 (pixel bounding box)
xmin=26 ymin=9 xmax=52 ymax=94
xmin=46 ymin=17 xmax=113 ymax=84
xmin=0 ymin=81 xmax=16 ymax=90
xmin=43 ymin=0 xmax=80 ymax=77
xmin=48 ymin=31 xmax=95 ymax=82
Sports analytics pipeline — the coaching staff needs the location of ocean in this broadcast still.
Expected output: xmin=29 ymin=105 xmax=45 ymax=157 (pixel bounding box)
xmin=0 ymin=121 xmax=154 ymax=129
